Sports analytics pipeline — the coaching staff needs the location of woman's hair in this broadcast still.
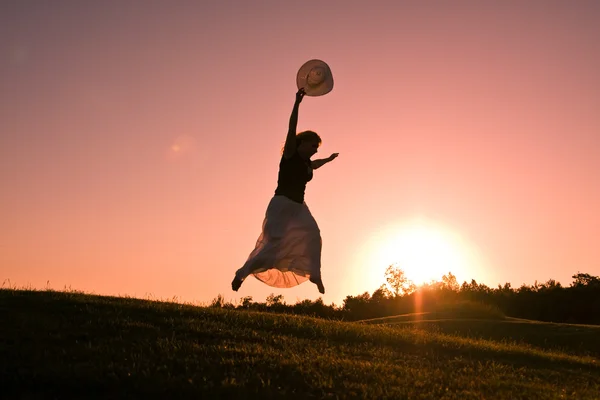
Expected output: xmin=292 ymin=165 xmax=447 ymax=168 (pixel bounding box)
xmin=295 ymin=130 xmax=322 ymax=148
xmin=281 ymin=130 xmax=322 ymax=154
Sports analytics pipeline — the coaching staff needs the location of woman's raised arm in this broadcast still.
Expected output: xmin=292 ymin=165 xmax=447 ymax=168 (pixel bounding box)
xmin=283 ymin=88 xmax=305 ymax=159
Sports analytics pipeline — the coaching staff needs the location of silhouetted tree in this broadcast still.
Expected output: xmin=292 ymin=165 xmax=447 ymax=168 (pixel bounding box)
xmin=572 ymin=272 xmax=600 ymax=287
xmin=266 ymin=293 xmax=284 ymax=307
xmin=384 ymin=264 xmax=416 ymax=297
xmin=240 ymin=296 xmax=253 ymax=308
xmin=441 ymin=272 xmax=459 ymax=291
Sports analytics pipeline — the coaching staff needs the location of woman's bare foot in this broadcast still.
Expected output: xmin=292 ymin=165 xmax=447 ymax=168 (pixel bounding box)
xmin=310 ymin=276 xmax=325 ymax=294
xmin=231 ymin=277 xmax=242 ymax=291
xmin=316 ymin=281 xmax=325 ymax=294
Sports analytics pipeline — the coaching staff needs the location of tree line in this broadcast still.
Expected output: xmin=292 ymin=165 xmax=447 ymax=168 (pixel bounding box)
xmin=211 ymin=267 xmax=600 ymax=325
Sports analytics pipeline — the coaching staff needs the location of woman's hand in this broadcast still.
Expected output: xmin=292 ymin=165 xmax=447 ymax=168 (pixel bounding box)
xmin=311 ymin=153 xmax=339 ymax=169
xmin=295 ymin=88 xmax=306 ymax=104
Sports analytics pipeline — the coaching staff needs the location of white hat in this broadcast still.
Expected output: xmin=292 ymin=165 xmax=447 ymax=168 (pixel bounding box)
xmin=296 ymin=59 xmax=334 ymax=96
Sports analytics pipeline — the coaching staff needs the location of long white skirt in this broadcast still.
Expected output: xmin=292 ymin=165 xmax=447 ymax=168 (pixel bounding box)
xmin=235 ymin=195 xmax=322 ymax=288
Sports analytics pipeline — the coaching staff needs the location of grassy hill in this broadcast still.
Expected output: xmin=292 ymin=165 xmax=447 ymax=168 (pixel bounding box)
xmin=1 ymin=289 xmax=599 ymax=399
xmin=359 ymin=313 xmax=600 ymax=359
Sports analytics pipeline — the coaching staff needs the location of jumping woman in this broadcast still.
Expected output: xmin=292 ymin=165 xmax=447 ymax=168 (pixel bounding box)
xmin=231 ymin=87 xmax=338 ymax=294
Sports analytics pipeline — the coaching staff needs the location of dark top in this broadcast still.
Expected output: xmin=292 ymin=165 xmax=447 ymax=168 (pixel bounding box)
xmin=274 ymin=150 xmax=313 ymax=203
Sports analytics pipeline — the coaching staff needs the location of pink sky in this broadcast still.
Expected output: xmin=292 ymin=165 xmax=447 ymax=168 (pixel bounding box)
xmin=2 ymin=1 xmax=599 ymax=305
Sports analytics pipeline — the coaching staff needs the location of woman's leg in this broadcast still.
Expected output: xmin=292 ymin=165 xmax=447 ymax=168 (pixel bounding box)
xmin=301 ymin=203 xmax=325 ymax=294
xmin=232 ymin=197 xmax=292 ymax=291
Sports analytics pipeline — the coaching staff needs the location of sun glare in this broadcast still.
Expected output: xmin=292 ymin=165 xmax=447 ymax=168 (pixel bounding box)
xmin=361 ymin=218 xmax=485 ymax=288
xmin=166 ymin=134 xmax=197 ymax=161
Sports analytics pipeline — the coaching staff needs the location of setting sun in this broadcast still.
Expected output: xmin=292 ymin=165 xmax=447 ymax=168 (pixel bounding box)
xmin=361 ymin=218 xmax=485 ymax=288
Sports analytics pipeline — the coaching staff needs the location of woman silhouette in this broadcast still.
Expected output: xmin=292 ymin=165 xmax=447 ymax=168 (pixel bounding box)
xmin=231 ymin=88 xmax=338 ymax=294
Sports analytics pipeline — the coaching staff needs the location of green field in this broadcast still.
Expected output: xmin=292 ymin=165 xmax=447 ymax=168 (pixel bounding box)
xmin=2 ymin=289 xmax=599 ymax=399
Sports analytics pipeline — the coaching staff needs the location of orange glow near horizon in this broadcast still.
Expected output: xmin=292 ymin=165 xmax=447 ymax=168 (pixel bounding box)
xmin=361 ymin=218 xmax=487 ymax=288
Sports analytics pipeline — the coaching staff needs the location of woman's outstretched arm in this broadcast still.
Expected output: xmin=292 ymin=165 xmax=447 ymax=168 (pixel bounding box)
xmin=311 ymin=153 xmax=339 ymax=169
xmin=283 ymin=89 xmax=305 ymax=159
